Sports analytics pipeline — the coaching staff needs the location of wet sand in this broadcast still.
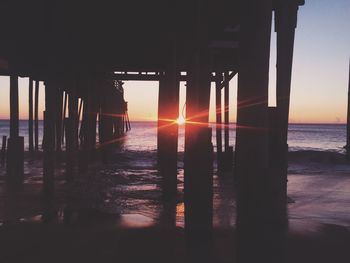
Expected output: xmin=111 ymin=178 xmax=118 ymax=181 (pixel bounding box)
xmin=0 ymin=150 xmax=349 ymax=262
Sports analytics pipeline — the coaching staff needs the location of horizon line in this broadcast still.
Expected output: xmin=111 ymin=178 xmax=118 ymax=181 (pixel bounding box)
xmin=0 ymin=119 xmax=347 ymax=125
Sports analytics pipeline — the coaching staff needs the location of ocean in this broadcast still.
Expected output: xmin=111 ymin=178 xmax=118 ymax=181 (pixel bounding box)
xmin=0 ymin=120 xmax=347 ymax=153
xmin=0 ymin=120 xmax=350 ymax=228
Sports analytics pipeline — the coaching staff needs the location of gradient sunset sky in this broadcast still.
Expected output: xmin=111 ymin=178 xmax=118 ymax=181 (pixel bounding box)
xmin=0 ymin=0 xmax=349 ymax=123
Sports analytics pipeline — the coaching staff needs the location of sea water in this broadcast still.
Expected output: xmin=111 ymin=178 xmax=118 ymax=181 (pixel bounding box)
xmin=0 ymin=120 xmax=350 ymax=228
xmin=1 ymin=120 xmax=345 ymax=153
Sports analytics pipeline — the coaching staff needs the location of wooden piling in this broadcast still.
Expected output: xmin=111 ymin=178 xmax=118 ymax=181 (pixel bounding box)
xmin=273 ymin=1 xmax=301 ymax=205
xmin=157 ymin=74 xmax=179 ymax=200
xmin=346 ymin=60 xmax=350 ymax=158
xmin=65 ymin=117 xmax=74 ymax=182
xmin=1 ymin=136 xmax=7 ymax=166
xmin=7 ymin=75 xmax=24 ymax=183
xmin=62 ymin=91 xmax=68 ymax=144
xmin=55 ymin=88 xmax=63 ymax=152
xmin=78 ymin=98 xmax=83 ymax=130
xmin=235 ymin=1 xmax=273 ymax=262
xmin=275 ymin=0 xmax=300 ymax=143
xmin=34 ymin=80 xmax=39 ymax=151
xmin=28 ymin=77 xmax=34 ymax=153
xmin=267 ymin=3 xmax=302 ymax=261
xmin=66 ymin=85 xmax=79 ymax=180
xmin=78 ymin=77 xmax=98 ymax=172
xmin=10 ymin=75 xmax=19 ymax=138
xmin=157 ymin=31 xmax=180 ymax=201
xmin=184 ymin=5 xmax=213 ymax=261
xmin=224 ymin=71 xmax=229 ymax=151
xmin=222 ymin=71 xmax=233 ymax=171
xmin=215 ymin=72 xmax=223 ymax=170
xmin=43 ymin=79 xmax=56 ymax=197
xmin=99 ymin=80 xmax=115 ymax=162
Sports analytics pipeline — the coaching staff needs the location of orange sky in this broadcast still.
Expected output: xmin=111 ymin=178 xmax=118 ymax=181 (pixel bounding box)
xmin=0 ymin=73 xmax=348 ymax=124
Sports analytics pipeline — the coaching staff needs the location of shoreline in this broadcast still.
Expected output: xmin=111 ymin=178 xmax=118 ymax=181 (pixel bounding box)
xmin=0 ymin=149 xmax=349 ymax=262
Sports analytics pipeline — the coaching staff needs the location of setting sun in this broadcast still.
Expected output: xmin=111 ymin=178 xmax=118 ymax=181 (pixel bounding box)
xmin=176 ymin=116 xmax=186 ymax=125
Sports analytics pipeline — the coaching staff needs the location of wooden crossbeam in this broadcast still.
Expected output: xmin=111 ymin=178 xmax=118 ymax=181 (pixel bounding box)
xmin=112 ymin=72 xmax=221 ymax=82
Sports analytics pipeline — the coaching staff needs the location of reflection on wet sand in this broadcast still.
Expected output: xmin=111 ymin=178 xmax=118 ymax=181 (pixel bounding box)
xmin=0 ymin=150 xmax=350 ymax=262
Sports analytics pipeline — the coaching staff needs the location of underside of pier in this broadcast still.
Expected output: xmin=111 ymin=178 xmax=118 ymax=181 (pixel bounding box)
xmin=0 ymin=1 xmax=306 ymax=263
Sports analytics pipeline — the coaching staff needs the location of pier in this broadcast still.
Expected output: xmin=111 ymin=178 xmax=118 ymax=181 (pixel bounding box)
xmin=0 ymin=1 xmax=308 ymax=263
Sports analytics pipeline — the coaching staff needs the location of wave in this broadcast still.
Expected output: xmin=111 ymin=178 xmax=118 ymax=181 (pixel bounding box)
xmin=288 ymin=150 xmax=350 ymax=175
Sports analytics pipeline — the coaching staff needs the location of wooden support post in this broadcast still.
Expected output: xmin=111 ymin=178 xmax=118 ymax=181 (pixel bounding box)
xmin=183 ymin=3 xmax=213 ymax=262
xmin=346 ymin=60 xmax=350 ymax=158
xmin=7 ymin=75 xmax=24 ymax=183
xmin=215 ymin=72 xmax=223 ymax=170
xmin=78 ymin=98 xmax=83 ymax=130
xmin=43 ymin=80 xmax=56 ymax=197
xmin=28 ymin=78 xmax=34 ymax=153
xmin=268 ymin=106 xmax=288 ymax=261
xmin=99 ymin=82 xmax=114 ymax=163
xmin=66 ymin=86 xmax=78 ymax=181
xmin=10 ymin=75 xmax=19 ymax=138
xmin=157 ymin=74 xmax=179 ymax=200
xmin=55 ymin=88 xmax=63 ymax=153
xmin=269 ymin=3 xmax=303 ymax=260
xmin=65 ymin=117 xmax=74 ymax=182
xmin=62 ymin=91 xmax=68 ymax=145
xmin=34 ymin=80 xmax=39 ymax=151
xmin=274 ymin=0 xmax=301 ymax=198
xmin=78 ymin=77 xmax=98 ymax=172
xmin=224 ymin=71 xmax=230 ymax=151
xmin=235 ymin=1 xmax=273 ymax=262
xmin=157 ymin=31 xmax=180 ymax=201
xmin=126 ymin=111 xmax=131 ymax=131
xmin=222 ymin=72 xmax=234 ymax=171
xmin=185 ymin=68 xmax=213 ymax=262
xmin=275 ymin=0 xmax=302 ymax=143
xmin=1 ymin=136 xmax=7 ymax=166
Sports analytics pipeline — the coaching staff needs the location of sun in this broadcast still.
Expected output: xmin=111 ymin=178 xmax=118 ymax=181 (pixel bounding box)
xmin=176 ymin=116 xmax=186 ymax=125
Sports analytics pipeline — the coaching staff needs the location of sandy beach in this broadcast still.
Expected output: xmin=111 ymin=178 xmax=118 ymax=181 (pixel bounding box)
xmin=0 ymin=150 xmax=349 ymax=262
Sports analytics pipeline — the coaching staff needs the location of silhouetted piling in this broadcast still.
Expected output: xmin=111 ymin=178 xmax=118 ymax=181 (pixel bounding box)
xmin=28 ymin=77 xmax=34 ymax=153
xmin=346 ymin=60 xmax=350 ymax=158
xmin=215 ymin=72 xmax=223 ymax=170
xmin=7 ymin=75 xmax=24 ymax=183
xmin=157 ymin=34 xmax=179 ymax=201
xmin=55 ymin=87 xmax=63 ymax=153
xmin=268 ymin=106 xmax=288 ymax=261
xmin=224 ymin=71 xmax=230 ymax=151
xmin=274 ymin=1 xmax=302 ymax=201
xmin=62 ymin=91 xmax=68 ymax=144
xmin=66 ymin=86 xmax=79 ymax=181
xmin=43 ymin=80 xmax=56 ymax=197
xmin=99 ymin=80 xmax=115 ymax=162
xmin=1 ymin=136 xmax=7 ymax=166
xmin=9 ymin=75 xmax=19 ymax=138
xmin=34 ymin=80 xmax=39 ymax=151
xmin=235 ymin=1 xmax=273 ymax=262
xmin=79 ymin=78 xmax=97 ymax=172
xmin=222 ymin=72 xmax=233 ymax=171
xmin=65 ymin=117 xmax=74 ymax=182
xmin=184 ymin=4 xmax=213 ymax=261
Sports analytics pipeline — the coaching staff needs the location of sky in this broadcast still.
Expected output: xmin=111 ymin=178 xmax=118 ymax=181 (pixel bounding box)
xmin=0 ymin=0 xmax=349 ymax=123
